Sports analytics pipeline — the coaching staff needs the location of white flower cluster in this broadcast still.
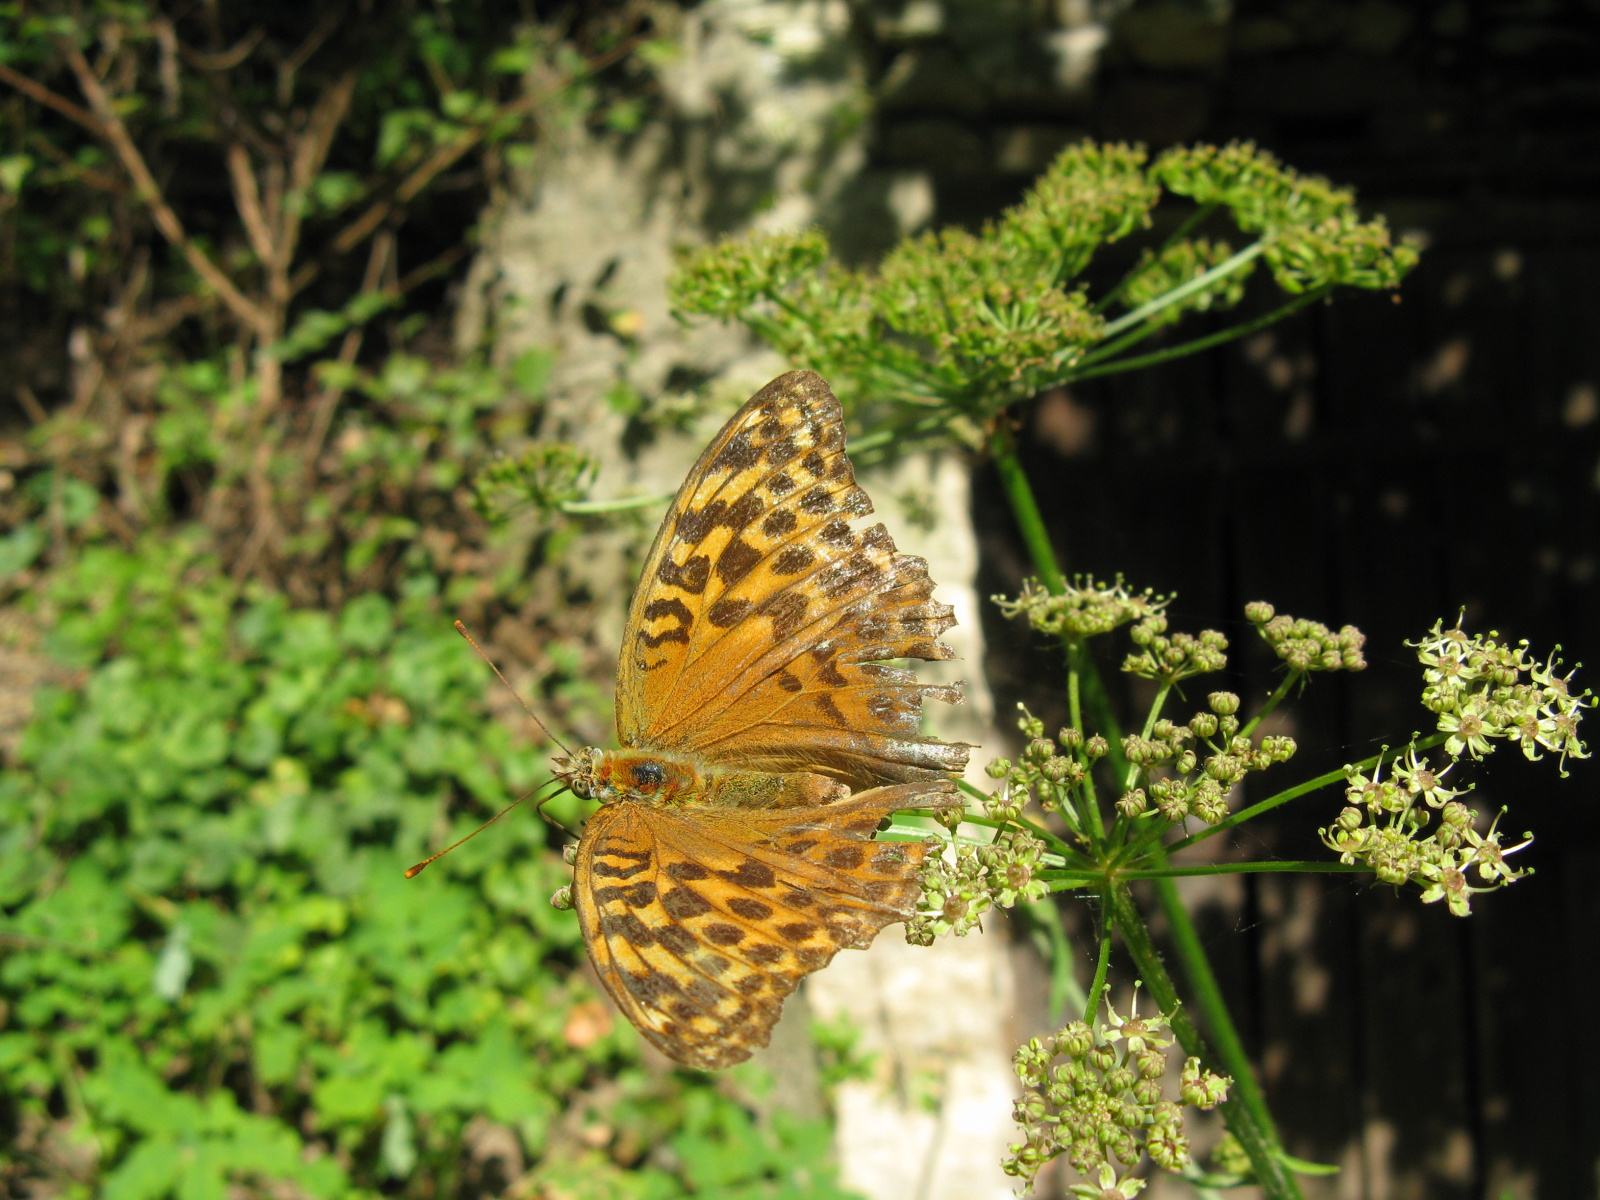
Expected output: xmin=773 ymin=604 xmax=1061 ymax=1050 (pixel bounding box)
xmin=906 ymin=829 xmax=1050 ymax=946
xmin=1412 ymin=620 xmax=1590 ymax=772
xmin=1004 ymin=991 xmax=1230 ymax=1195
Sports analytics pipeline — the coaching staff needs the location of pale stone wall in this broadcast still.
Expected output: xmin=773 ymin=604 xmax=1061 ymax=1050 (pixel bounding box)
xmin=459 ymin=2 xmax=1024 ymax=1194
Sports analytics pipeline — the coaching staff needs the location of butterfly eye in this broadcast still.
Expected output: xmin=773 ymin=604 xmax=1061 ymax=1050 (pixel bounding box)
xmin=631 ymin=760 xmax=666 ymax=788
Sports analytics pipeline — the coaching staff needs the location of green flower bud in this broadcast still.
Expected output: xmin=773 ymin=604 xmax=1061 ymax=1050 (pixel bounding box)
xmin=1244 ymin=601 xmax=1275 ymax=624
xmin=1208 ymin=691 xmax=1240 ymax=715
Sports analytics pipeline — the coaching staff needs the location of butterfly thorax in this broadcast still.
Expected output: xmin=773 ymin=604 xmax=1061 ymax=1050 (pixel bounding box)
xmin=556 ymin=746 xmax=850 ymax=809
xmin=556 ymin=747 xmax=701 ymax=806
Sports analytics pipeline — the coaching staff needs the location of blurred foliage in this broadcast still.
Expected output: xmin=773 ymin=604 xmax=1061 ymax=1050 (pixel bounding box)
xmin=0 ymin=0 xmax=669 ymax=599
xmin=671 ymin=140 xmax=1419 ymax=449
xmin=0 ymin=2 xmax=861 ymax=1198
xmin=0 ymin=539 xmax=859 ymax=1198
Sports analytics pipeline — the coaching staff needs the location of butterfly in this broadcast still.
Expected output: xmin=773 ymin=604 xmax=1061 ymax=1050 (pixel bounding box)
xmin=553 ymin=369 xmax=970 ymax=1070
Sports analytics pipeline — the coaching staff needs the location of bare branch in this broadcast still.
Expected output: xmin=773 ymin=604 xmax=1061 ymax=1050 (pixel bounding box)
xmin=276 ymin=10 xmax=342 ymax=105
xmin=227 ymin=143 xmax=276 ymax=267
xmin=280 ymin=70 xmax=358 ymax=277
xmin=55 ymin=39 xmax=270 ymax=337
xmin=180 ymin=28 xmax=265 ymax=72
xmin=305 ymin=230 xmax=393 ymax=462
xmin=0 ymin=60 xmax=102 ymax=132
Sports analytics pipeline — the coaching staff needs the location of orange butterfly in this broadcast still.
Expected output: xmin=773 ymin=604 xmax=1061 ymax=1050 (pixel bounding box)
xmin=554 ymin=370 xmax=969 ymax=1069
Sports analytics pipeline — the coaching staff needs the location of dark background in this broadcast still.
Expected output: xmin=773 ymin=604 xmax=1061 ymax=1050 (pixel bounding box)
xmin=858 ymin=1 xmax=1600 ymax=1196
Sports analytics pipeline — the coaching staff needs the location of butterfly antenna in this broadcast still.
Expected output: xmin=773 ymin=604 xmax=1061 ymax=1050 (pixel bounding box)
xmin=405 ymin=778 xmax=562 ymax=878
xmin=453 ymin=620 xmax=574 ymax=756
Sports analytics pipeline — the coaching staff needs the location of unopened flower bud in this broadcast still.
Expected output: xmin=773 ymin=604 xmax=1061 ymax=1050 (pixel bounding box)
xmin=1208 ymin=691 xmax=1240 ymax=715
xmin=1057 ymin=1022 xmax=1094 ymax=1058
xmin=550 ymin=885 xmax=574 ymax=910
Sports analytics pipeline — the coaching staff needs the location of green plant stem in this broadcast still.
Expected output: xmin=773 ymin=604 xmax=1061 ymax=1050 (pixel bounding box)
xmin=1239 ymin=670 xmax=1303 ymax=742
xmin=1042 ymin=860 xmax=1367 ymax=882
xmin=1083 ymin=903 xmax=1113 ymax=1021
xmin=559 ymin=492 xmax=674 ymax=514
xmin=1064 ymin=286 xmax=1333 ymax=386
xmin=989 ymin=419 xmax=1065 ymax=592
xmin=952 ymin=788 xmax=1089 ymax=863
xmin=1107 ymin=881 xmax=1302 ymax=1200
xmin=1093 ymin=202 xmax=1218 ymax=314
xmin=1164 ymin=733 xmax=1447 ymax=856
xmin=1097 ymin=241 xmax=1264 ymax=339
xmin=1023 ymin=898 xmax=1088 ymax=1022
xmin=1067 ymin=645 xmax=1107 ymax=842
xmin=987 ymin=434 xmax=1300 ymax=1197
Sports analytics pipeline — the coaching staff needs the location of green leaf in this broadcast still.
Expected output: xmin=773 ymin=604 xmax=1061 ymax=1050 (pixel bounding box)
xmin=0 ymin=522 xmax=44 ymax=580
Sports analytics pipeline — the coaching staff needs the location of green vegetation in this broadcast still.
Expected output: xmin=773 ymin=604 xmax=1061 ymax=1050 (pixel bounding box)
xmin=0 ymin=4 xmax=858 ymax=1198
xmin=672 ymin=138 xmax=1582 ymax=1198
xmin=1 ymin=0 xmax=1575 ymax=1195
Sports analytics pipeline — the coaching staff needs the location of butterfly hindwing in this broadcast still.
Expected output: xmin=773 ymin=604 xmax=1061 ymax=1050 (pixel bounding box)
xmin=574 ymin=782 xmax=954 ymax=1069
xmin=616 ymin=370 xmax=968 ymax=789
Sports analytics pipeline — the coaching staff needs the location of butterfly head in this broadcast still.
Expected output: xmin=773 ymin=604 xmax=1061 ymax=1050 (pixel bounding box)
xmin=553 ymin=746 xmax=700 ymax=805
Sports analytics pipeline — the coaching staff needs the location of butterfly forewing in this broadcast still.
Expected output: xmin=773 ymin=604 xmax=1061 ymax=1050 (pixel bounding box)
xmin=616 ymin=370 xmax=968 ymax=789
xmin=574 ymin=782 xmax=953 ymax=1069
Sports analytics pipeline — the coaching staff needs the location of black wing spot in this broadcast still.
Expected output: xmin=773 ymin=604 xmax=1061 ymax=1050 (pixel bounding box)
xmin=764 ymin=593 xmax=809 ymax=644
xmin=727 ymin=898 xmax=773 ymax=921
xmin=628 ymin=969 xmax=682 ymax=1003
xmin=823 ymin=846 xmax=866 ymax=871
xmin=662 ymin=887 xmax=713 ymax=919
xmin=717 ymin=537 xmax=762 ymax=586
xmin=592 ymin=857 xmax=652 ymax=879
xmin=657 ymin=925 xmax=697 ymax=954
xmin=815 ymin=692 xmax=848 ymax=728
xmin=657 ymin=555 xmax=710 ymax=595
xmin=602 ymin=911 xmax=655 ymax=944
xmin=666 ymin=861 xmax=713 ymax=881
xmin=704 ymin=923 xmax=745 ymax=946
xmin=719 ymin=860 xmax=777 ymax=889
xmin=711 ymin=431 xmax=761 ymax=473
xmin=724 ymin=491 xmax=764 ymax=531
xmin=762 ymin=508 xmax=798 ymax=537
xmin=799 ymin=487 xmax=832 ymax=514
xmin=772 ymin=546 xmax=814 ymax=576
xmin=775 ymin=670 xmax=803 ymax=693
xmin=817 ymin=658 xmax=849 ymax=687
xmin=621 ymin=880 xmax=658 ymax=907
xmin=708 ymin=597 xmax=753 ymax=628
xmin=872 ymin=845 xmax=908 ymax=869
xmin=818 ymin=520 xmax=853 ymax=547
